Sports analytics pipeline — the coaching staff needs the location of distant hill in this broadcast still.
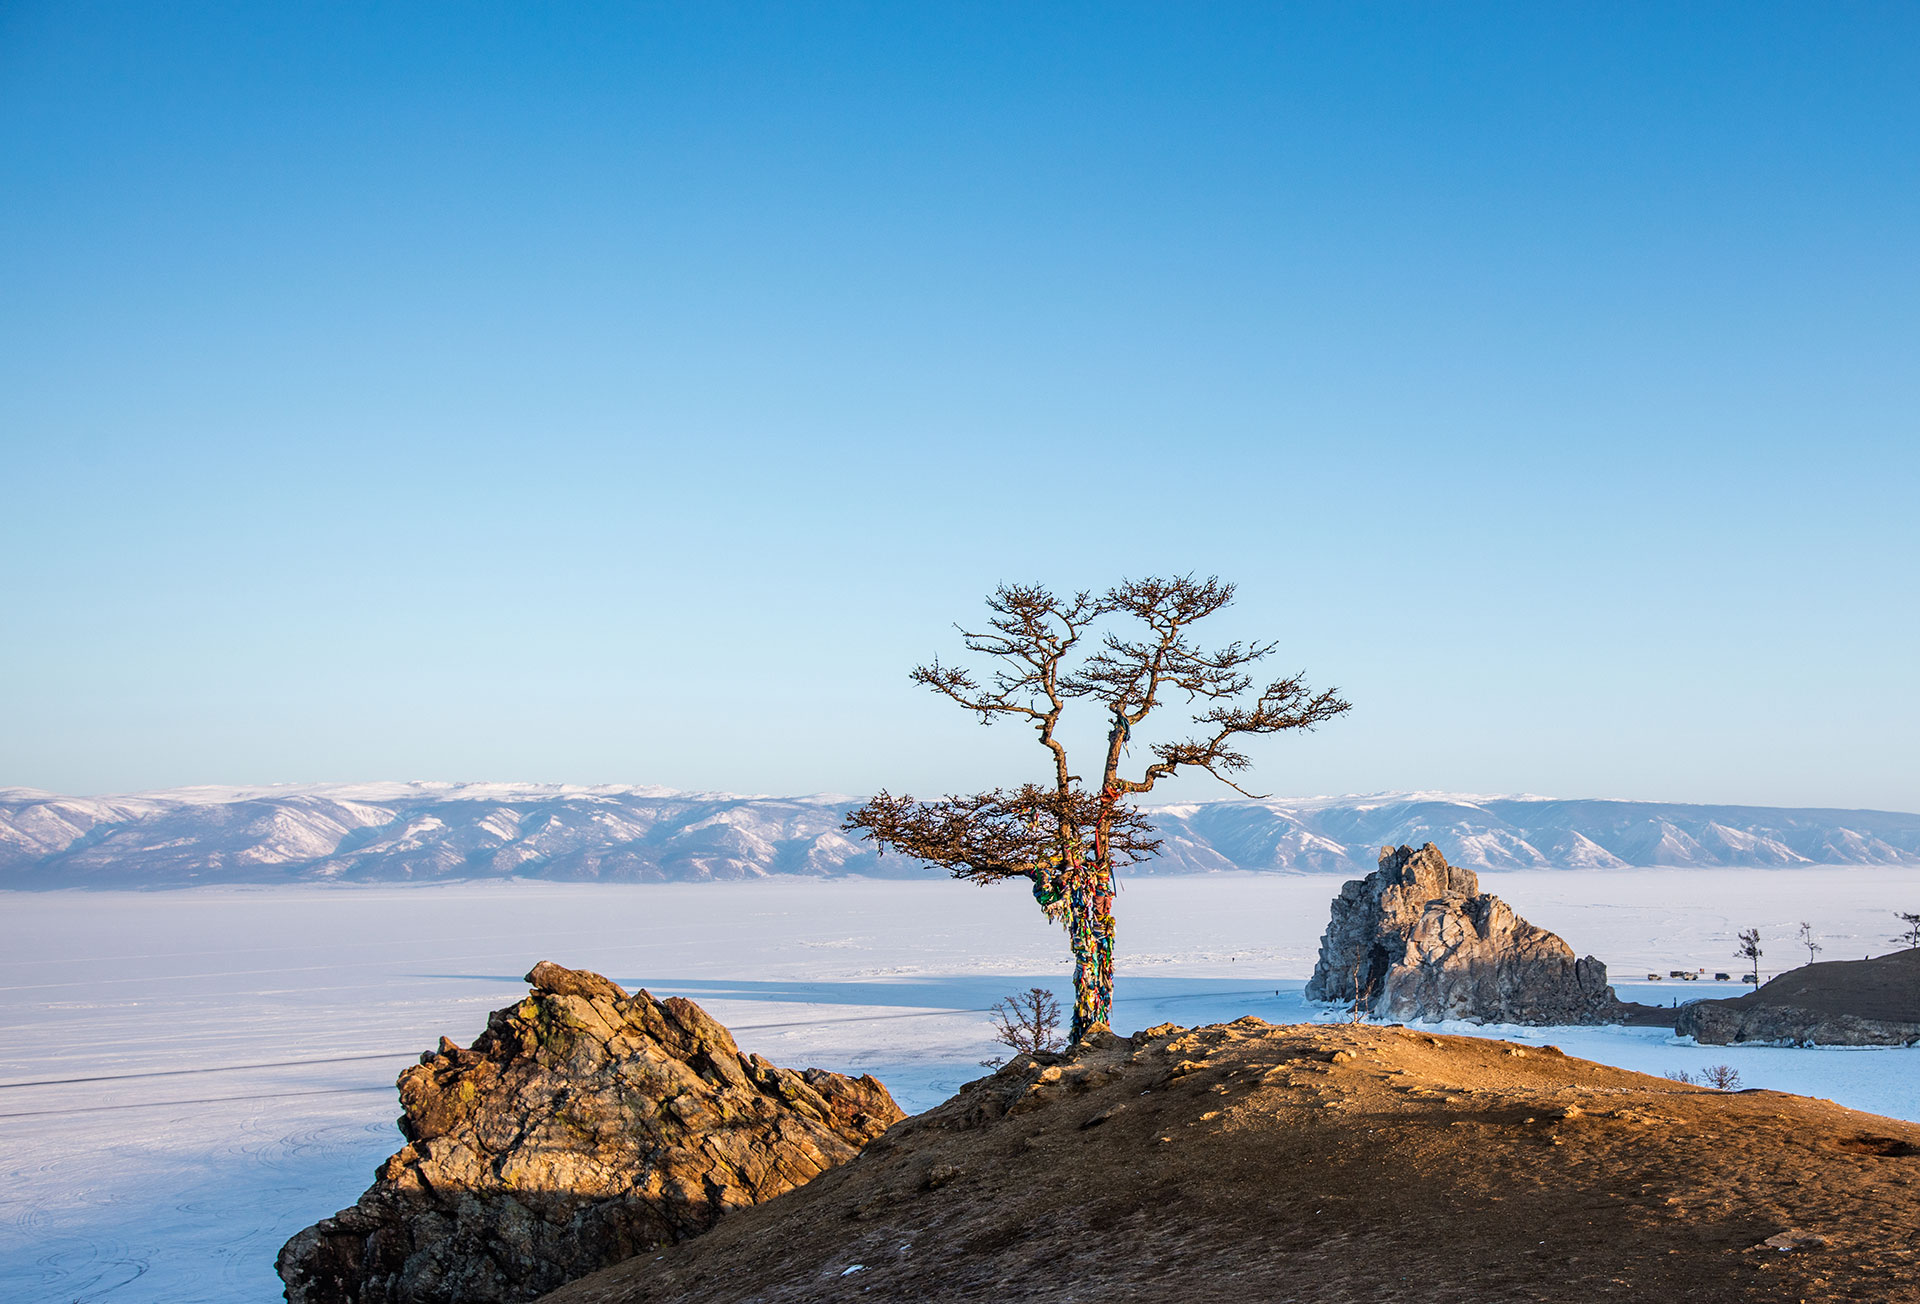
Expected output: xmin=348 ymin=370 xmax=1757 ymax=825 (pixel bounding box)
xmin=2 ymin=783 xmax=1917 ymax=888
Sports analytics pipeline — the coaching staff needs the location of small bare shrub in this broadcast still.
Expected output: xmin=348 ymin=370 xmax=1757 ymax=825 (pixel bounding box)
xmin=1667 ymin=1065 xmax=1742 ymax=1090
xmin=981 ymin=987 xmax=1063 ymax=1067
xmin=1701 ymin=1064 xmax=1742 ymax=1091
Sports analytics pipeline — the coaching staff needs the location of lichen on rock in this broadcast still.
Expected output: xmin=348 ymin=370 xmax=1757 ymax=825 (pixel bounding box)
xmin=276 ymin=961 xmax=904 ymax=1304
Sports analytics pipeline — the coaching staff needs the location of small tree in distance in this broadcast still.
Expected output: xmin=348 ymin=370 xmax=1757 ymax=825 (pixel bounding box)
xmin=1345 ymin=961 xmax=1375 ymax=1024
xmin=1736 ymin=928 xmax=1763 ymax=984
xmin=1666 ymin=1065 xmax=1742 ymax=1091
xmin=1701 ymin=1064 xmax=1743 ymax=1090
xmin=981 ymin=987 xmax=1063 ymax=1067
xmin=846 ymin=577 xmax=1350 ymax=1042
xmin=1894 ymin=912 xmax=1920 ymax=950
xmin=1797 ymin=921 xmax=1822 ymax=966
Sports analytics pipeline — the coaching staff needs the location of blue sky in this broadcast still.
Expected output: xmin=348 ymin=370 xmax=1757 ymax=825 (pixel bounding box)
xmin=3 ymin=3 xmax=1916 ymax=808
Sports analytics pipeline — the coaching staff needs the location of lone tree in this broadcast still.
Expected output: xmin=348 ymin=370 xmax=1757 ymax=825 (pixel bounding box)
xmin=1736 ymin=928 xmax=1764 ymax=983
xmin=844 ymin=576 xmax=1350 ymax=1042
xmin=1797 ymin=921 xmax=1822 ymax=966
xmin=1894 ymin=911 xmax=1920 ymax=951
xmin=982 ymin=987 xmax=1064 ymax=1067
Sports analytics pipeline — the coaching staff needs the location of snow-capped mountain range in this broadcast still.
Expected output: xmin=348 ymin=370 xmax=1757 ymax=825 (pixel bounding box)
xmin=3 ymin=782 xmax=1918 ymax=888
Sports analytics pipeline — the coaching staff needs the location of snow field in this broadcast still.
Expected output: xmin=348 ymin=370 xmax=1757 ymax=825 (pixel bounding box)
xmin=2 ymin=868 xmax=1916 ymax=1303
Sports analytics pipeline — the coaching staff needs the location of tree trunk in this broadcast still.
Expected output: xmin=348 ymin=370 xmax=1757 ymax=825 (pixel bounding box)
xmin=1065 ymin=872 xmax=1116 ymax=1042
xmin=1068 ymin=792 xmax=1121 ymax=1042
xmin=1028 ymin=793 xmax=1121 ymax=1044
xmin=1032 ymin=854 xmax=1115 ymax=1043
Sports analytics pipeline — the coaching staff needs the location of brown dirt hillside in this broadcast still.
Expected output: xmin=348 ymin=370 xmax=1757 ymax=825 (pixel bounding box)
xmin=539 ymin=1020 xmax=1920 ymax=1304
xmin=1740 ymin=949 xmax=1920 ymax=1023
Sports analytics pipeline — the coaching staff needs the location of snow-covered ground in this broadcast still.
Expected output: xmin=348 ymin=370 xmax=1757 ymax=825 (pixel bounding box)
xmin=4 ymin=869 xmax=1917 ymax=1304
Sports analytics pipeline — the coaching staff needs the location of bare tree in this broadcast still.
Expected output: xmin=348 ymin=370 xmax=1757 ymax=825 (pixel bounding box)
xmin=1345 ymin=961 xmax=1375 ymax=1024
xmin=845 ymin=577 xmax=1350 ymax=1042
xmin=1893 ymin=911 xmax=1920 ymax=950
xmin=1701 ymin=1064 xmax=1743 ymax=1091
xmin=1667 ymin=1065 xmax=1742 ymax=1091
xmin=1735 ymin=928 xmax=1763 ymax=984
xmin=981 ymin=987 xmax=1063 ymax=1066
xmin=1797 ymin=921 xmax=1822 ymax=966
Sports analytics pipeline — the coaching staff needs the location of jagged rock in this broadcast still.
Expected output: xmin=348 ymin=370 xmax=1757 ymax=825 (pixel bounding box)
xmin=1678 ymin=949 xmax=1920 ymax=1046
xmin=276 ymin=961 xmax=905 ymax=1304
xmin=1305 ymin=843 xmax=1624 ymax=1024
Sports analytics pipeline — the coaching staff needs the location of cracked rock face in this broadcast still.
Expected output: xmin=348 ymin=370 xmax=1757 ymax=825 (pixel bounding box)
xmin=275 ymin=961 xmax=904 ymax=1304
xmin=1305 ymin=843 xmax=1623 ymax=1025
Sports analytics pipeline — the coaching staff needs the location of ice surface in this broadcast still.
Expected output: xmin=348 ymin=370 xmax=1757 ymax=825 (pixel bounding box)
xmin=3 ymin=869 xmax=1917 ymax=1303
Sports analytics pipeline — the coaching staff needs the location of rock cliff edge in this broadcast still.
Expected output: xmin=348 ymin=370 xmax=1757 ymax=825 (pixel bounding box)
xmin=276 ymin=961 xmax=904 ymax=1304
xmin=1678 ymin=948 xmax=1920 ymax=1046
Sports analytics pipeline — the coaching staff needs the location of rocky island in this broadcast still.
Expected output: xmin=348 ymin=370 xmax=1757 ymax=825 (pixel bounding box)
xmin=1305 ymin=842 xmax=1638 ymax=1024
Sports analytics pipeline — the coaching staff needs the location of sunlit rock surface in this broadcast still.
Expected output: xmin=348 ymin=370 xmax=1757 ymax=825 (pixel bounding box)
xmin=275 ymin=962 xmax=904 ymax=1304
xmin=1305 ymin=843 xmax=1625 ymax=1024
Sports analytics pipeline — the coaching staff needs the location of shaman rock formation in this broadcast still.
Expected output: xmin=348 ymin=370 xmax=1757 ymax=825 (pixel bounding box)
xmin=276 ymin=962 xmax=904 ymax=1304
xmin=1305 ymin=843 xmax=1626 ymax=1024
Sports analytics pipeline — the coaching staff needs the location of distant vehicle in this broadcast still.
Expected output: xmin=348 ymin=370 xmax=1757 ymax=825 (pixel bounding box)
xmin=1714 ymin=972 xmax=1731 ymax=981
xmin=1743 ymin=973 xmax=1759 ymax=983
xmin=1647 ymin=973 xmax=1663 ymax=981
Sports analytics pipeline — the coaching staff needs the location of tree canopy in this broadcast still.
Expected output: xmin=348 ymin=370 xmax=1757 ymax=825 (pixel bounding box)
xmin=846 ymin=575 xmax=1350 ymax=1041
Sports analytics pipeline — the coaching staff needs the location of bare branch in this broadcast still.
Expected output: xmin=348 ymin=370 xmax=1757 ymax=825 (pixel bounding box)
xmin=910 ymin=584 xmax=1096 ymax=791
xmin=1121 ymin=673 xmax=1353 ymax=798
xmin=842 ymin=786 xmax=1161 ymax=884
xmin=909 ymin=659 xmax=1045 ymax=724
xmin=1068 ymin=576 xmax=1264 ymax=718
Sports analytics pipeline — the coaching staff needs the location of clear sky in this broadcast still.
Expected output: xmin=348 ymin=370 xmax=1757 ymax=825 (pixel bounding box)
xmin=2 ymin=3 xmax=1916 ymax=810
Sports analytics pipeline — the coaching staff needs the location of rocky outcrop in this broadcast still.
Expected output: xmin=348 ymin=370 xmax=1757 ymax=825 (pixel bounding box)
xmin=276 ymin=961 xmax=904 ymax=1304
xmin=1305 ymin=843 xmax=1625 ymax=1024
xmin=1678 ymin=948 xmax=1920 ymax=1046
xmin=1678 ymin=1001 xmax=1920 ymax=1046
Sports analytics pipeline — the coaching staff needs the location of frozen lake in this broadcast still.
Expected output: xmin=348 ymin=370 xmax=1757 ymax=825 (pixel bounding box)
xmin=4 ymin=868 xmax=1918 ymax=1304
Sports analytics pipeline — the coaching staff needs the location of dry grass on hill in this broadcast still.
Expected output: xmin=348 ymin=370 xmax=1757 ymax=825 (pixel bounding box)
xmin=1739 ymin=948 xmax=1920 ymax=1023
xmin=539 ymin=1020 xmax=1920 ymax=1304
